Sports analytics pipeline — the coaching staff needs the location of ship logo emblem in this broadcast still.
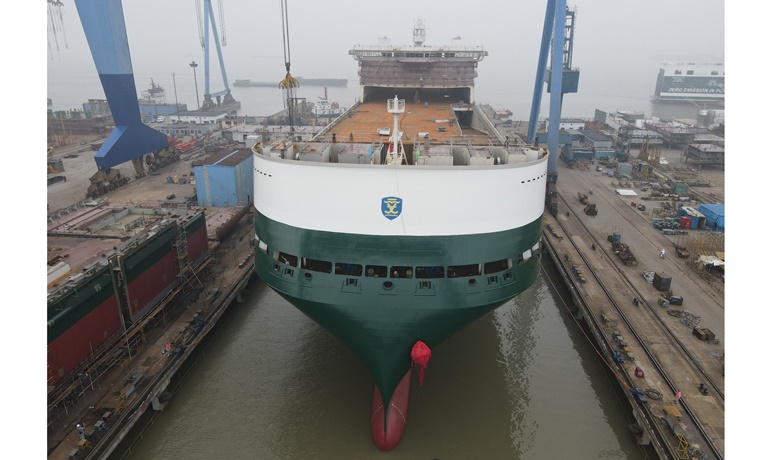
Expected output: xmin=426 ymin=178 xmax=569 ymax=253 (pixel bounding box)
xmin=381 ymin=197 xmax=403 ymax=220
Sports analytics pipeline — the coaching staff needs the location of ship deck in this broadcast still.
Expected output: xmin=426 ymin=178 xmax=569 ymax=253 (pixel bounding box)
xmin=317 ymin=96 xmax=492 ymax=146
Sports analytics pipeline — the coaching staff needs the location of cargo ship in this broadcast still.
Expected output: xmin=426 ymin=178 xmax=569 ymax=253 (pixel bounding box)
xmin=652 ymin=63 xmax=724 ymax=104
xmin=251 ymin=20 xmax=547 ymax=450
xmin=233 ymin=77 xmax=348 ymax=87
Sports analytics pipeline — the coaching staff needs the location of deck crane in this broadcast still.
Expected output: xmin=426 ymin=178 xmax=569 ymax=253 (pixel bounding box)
xmin=278 ymin=0 xmax=300 ymax=131
xmin=528 ymin=0 xmax=580 ymax=183
xmin=195 ymin=0 xmax=237 ymax=109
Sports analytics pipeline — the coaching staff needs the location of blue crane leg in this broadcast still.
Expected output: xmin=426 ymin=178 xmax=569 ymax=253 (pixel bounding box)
xmin=204 ymin=0 xmax=211 ymax=98
xmin=74 ymin=0 xmax=168 ymax=170
xmin=546 ymin=0 xmax=567 ymax=179
xmin=527 ymin=0 xmax=556 ymax=144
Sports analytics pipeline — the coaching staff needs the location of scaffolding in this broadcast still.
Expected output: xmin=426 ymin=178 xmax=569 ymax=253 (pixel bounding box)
xmin=675 ymin=433 xmax=690 ymax=459
xmin=683 ymin=232 xmax=724 ymax=258
xmin=175 ymin=227 xmax=204 ymax=293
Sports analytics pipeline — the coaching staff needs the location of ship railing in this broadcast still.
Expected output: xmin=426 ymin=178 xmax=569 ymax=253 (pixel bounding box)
xmin=312 ymin=101 xmax=361 ymax=140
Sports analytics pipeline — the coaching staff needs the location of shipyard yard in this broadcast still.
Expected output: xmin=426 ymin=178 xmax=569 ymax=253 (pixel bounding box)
xmin=45 ymin=135 xmax=259 ymax=460
xmin=542 ymin=160 xmax=725 ymax=459
xmin=42 ymin=48 xmax=731 ymax=460
xmin=33 ymin=1 xmax=739 ymax=457
xmin=40 ymin=108 xmax=729 ymax=460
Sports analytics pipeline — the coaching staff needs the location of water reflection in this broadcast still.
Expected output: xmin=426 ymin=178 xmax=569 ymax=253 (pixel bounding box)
xmin=116 ymin=264 xmax=646 ymax=459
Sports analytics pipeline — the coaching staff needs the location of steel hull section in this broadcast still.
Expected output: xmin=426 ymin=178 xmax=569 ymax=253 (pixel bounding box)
xmin=125 ymin=251 xmax=179 ymax=322
xmin=119 ymin=224 xmax=180 ymax=321
xmin=182 ymin=213 xmax=210 ymax=267
xmin=48 ymin=294 xmax=122 ymax=385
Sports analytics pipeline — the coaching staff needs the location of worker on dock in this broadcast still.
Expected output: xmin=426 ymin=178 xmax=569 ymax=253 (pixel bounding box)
xmin=77 ymin=424 xmax=85 ymax=440
xmin=659 ymin=249 xmax=666 ymax=258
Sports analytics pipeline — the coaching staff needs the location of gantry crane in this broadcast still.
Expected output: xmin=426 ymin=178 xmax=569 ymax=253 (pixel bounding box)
xmin=73 ymin=0 xmax=169 ymax=179
xmin=195 ymin=0 xmax=237 ymax=109
xmin=528 ymin=0 xmax=580 ymax=183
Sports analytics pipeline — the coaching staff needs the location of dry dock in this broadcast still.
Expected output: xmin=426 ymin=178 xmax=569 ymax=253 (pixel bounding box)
xmin=541 ymin=161 xmax=724 ymax=460
xmin=47 ymin=133 xmax=725 ymax=459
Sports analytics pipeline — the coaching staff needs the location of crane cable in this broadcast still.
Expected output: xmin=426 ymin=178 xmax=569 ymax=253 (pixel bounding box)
xmin=278 ymin=0 xmax=299 ymax=129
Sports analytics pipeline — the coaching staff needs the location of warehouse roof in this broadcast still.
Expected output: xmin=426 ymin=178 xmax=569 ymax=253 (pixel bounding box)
xmin=193 ymin=148 xmax=251 ymax=167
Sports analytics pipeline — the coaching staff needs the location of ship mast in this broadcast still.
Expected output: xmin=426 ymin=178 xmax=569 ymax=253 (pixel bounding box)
xmin=386 ymin=95 xmax=406 ymax=165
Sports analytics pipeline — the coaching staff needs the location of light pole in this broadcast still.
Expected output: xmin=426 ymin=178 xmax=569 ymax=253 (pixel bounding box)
xmin=190 ymin=61 xmax=202 ymax=125
xmin=172 ymin=72 xmax=180 ymax=123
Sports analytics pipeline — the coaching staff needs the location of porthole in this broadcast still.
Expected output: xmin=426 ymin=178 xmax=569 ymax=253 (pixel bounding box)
xmin=304 ymin=272 xmax=313 ymax=280
xmin=383 ymin=281 xmax=394 ymax=290
xmin=468 ymin=279 xmax=477 ymax=286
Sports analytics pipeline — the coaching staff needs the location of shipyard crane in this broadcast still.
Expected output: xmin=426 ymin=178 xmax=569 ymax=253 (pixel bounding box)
xmin=47 ymin=0 xmax=69 ymax=59
xmin=195 ymin=0 xmax=237 ymax=109
xmin=73 ymin=0 xmax=168 ymax=178
xmin=278 ymin=0 xmax=300 ymax=131
xmin=528 ymin=0 xmax=580 ymax=183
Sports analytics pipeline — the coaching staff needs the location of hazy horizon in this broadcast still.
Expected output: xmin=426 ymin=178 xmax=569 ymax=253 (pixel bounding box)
xmin=45 ymin=0 xmax=724 ymax=119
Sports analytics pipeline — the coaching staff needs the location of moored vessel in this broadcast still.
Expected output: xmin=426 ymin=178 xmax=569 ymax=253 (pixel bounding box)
xmin=652 ymin=63 xmax=724 ymax=104
xmin=251 ymin=19 xmax=548 ymax=450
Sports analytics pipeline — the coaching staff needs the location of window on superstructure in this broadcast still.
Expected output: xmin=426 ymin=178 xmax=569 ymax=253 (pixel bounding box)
xmin=390 ymin=266 xmax=413 ymax=279
xmin=711 ymin=71 xmax=718 ymax=75
xmin=447 ymin=264 xmax=482 ymax=278
xmin=674 ymin=70 xmax=682 ymax=75
xmin=484 ymin=258 xmax=512 ymax=274
xmin=276 ymin=252 xmax=298 ymax=267
xmin=686 ymin=70 xmax=694 ymax=75
xmin=416 ymin=266 xmax=445 ymax=279
xmin=365 ymin=265 xmax=388 ymax=278
xmin=301 ymin=258 xmax=332 ymax=273
xmin=335 ymin=263 xmax=362 ymax=276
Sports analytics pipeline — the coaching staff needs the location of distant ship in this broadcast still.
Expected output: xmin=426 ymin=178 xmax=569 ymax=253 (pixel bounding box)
xmin=234 ymin=77 xmax=348 ymax=87
xmin=251 ymin=19 xmax=547 ymax=451
xmin=140 ymin=78 xmax=166 ymax=103
xmin=652 ymin=63 xmax=724 ymax=104
xmin=138 ymin=79 xmax=187 ymax=117
xmin=311 ymin=88 xmax=347 ymax=116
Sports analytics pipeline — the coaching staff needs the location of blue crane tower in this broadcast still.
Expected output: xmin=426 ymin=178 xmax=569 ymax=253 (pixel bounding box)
xmin=528 ymin=0 xmax=580 ymax=183
xmin=196 ymin=0 xmax=237 ymax=110
xmin=73 ymin=0 xmax=169 ymax=174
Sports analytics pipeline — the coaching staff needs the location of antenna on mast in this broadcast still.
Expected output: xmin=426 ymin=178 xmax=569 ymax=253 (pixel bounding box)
xmin=386 ymin=96 xmax=406 ymax=165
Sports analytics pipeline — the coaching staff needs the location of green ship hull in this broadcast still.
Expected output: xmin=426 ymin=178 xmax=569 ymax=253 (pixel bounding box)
xmin=254 ymin=210 xmax=543 ymax=404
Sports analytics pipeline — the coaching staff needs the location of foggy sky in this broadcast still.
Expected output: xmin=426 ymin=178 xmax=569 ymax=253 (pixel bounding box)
xmin=45 ymin=0 xmax=725 ymax=115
